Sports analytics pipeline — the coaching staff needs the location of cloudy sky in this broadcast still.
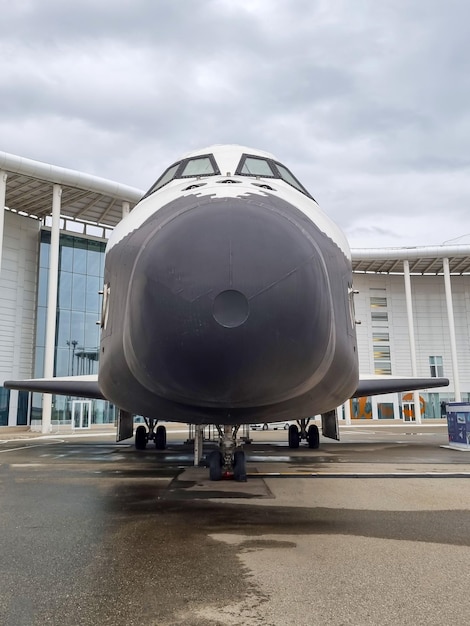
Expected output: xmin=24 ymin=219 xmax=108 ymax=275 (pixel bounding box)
xmin=2 ymin=0 xmax=470 ymax=248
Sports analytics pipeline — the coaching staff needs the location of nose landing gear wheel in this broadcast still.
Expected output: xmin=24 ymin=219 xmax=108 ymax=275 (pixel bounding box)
xmin=233 ymin=450 xmax=247 ymax=482
xmin=208 ymin=425 xmax=249 ymax=481
xmin=209 ymin=450 xmax=223 ymax=481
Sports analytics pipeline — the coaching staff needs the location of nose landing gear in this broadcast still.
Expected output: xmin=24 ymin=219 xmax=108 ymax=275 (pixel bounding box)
xmin=208 ymin=424 xmax=247 ymax=482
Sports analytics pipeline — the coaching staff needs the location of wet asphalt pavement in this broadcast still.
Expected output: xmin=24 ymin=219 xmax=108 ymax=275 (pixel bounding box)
xmin=1 ymin=424 xmax=470 ymax=625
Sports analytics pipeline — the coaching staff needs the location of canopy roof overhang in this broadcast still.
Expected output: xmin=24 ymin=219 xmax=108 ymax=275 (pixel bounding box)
xmin=352 ymin=246 xmax=470 ymax=275
xmin=0 ymin=150 xmax=144 ymax=228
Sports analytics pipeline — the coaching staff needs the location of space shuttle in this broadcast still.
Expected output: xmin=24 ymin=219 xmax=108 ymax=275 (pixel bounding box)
xmin=5 ymin=145 xmax=448 ymax=480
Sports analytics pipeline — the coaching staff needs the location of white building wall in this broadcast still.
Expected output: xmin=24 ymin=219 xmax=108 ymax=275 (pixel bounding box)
xmin=351 ymin=274 xmax=374 ymax=373
xmin=0 ymin=211 xmax=40 ymax=424
xmin=352 ymin=270 xmax=470 ymax=417
xmin=451 ymin=278 xmax=470 ymax=384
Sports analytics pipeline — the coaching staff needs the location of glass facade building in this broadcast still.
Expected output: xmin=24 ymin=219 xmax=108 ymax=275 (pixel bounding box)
xmin=32 ymin=230 xmax=116 ymax=425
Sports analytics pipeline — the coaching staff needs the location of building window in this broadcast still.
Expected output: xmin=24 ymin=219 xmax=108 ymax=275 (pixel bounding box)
xmin=374 ymin=346 xmax=391 ymax=360
xmin=17 ymin=391 xmax=29 ymax=426
xmin=370 ymin=296 xmax=387 ymax=308
xmin=0 ymin=387 xmax=10 ymax=426
xmin=32 ymin=230 xmax=115 ymax=425
xmin=429 ymin=356 xmax=444 ymax=377
xmin=370 ymin=293 xmax=391 ymax=373
xmin=371 ymin=311 xmax=388 ymax=322
xmin=374 ymin=345 xmax=392 ymax=374
xmin=373 ymin=332 xmax=389 ymax=342
xmin=374 ymin=363 xmax=392 ymax=375
xmin=370 ymin=293 xmax=388 ymax=321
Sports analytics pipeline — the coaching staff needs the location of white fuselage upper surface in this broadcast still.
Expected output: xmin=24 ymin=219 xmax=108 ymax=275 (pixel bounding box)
xmin=107 ymin=144 xmax=351 ymax=260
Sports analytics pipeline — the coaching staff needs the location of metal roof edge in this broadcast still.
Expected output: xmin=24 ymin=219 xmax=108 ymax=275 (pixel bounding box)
xmin=351 ymin=245 xmax=470 ymax=261
xmin=0 ymin=150 xmax=144 ymax=202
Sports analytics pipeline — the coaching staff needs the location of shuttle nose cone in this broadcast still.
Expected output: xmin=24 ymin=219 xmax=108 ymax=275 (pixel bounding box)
xmin=123 ymin=195 xmax=333 ymax=407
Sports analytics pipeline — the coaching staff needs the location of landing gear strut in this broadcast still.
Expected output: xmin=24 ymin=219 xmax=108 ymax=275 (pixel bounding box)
xmin=288 ymin=418 xmax=320 ymax=449
xmin=208 ymin=424 xmax=247 ymax=482
xmin=134 ymin=417 xmax=167 ymax=450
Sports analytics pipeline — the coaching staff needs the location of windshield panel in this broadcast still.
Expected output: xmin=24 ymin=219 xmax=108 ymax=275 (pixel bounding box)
xmin=275 ymin=163 xmax=307 ymax=193
xmin=144 ymin=162 xmax=180 ymax=196
xmin=240 ymin=157 xmax=275 ymax=177
xmin=180 ymin=157 xmax=216 ymax=177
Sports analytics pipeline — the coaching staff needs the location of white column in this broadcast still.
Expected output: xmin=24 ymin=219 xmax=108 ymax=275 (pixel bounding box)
xmin=392 ymin=394 xmax=400 ymax=420
xmin=343 ymin=400 xmax=352 ymax=425
xmin=403 ymin=261 xmax=422 ymax=423
xmin=42 ymin=184 xmax=62 ymax=434
xmin=122 ymin=201 xmax=130 ymax=219
xmin=0 ymin=170 xmax=7 ymax=275
xmin=194 ymin=425 xmax=204 ymax=465
xmin=443 ymin=257 xmax=461 ymax=401
xmin=8 ymin=392 xmax=19 ymax=427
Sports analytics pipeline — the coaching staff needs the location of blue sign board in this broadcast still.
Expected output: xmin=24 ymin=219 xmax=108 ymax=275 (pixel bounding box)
xmin=446 ymin=402 xmax=470 ymax=448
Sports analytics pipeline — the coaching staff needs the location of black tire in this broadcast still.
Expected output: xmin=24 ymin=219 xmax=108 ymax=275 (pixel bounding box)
xmin=233 ymin=450 xmax=247 ymax=482
xmin=262 ymin=423 xmax=268 ymax=430
xmin=135 ymin=425 xmax=147 ymax=450
xmin=209 ymin=450 xmax=223 ymax=481
xmin=155 ymin=425 xmax=167 ymax=450
xmin=288 ymin=424 xmax=300 ymax=449
xmin=308 ymin=424 xmax=320 ymax=449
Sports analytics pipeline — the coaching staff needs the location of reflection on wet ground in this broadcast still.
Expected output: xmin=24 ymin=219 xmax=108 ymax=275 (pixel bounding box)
xmin=1 ymin=427 xmax=470 ymax=625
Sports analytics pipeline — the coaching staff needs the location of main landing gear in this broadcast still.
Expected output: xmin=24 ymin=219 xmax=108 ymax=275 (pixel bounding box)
xmin=288 ymin=418 xmax=320 ymax=450
xmin=208 ymin=424 xmax=247 ymax=482
xmin=135 ymin=417 xmax=167 ymax=450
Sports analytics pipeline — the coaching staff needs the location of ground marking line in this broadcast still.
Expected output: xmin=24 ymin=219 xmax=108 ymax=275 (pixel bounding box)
xmin=0 ymin=440 xmax=64 ymax=454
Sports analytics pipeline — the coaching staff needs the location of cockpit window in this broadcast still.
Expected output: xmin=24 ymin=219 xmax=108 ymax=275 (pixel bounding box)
xmin=180 ymin=156 xmax=217 ymax=177
xmin=142 ymin=153 xmax=220 ymax=199
xmin=144 ymin=162 xmax=181 ymax=197
xmin=239 ymin=156 xmax=275 ymax=177
xmin=235 ymin=153 xmax=313 ymax=199
xmin=275 ymin=162 xmax=308 ymax=194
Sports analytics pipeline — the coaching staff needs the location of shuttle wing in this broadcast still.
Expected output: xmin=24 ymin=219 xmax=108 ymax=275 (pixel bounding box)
xmin=354 ymin=375 xmax=449 ymax=398
xmin=5 ymin=374 xmax=449 ymax=404
xmin=4 ymin=375 xmax=104 ymax=400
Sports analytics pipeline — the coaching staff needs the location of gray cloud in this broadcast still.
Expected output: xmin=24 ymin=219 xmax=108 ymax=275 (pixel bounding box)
xmin=1 ymin=0 xmax=470 ymax=247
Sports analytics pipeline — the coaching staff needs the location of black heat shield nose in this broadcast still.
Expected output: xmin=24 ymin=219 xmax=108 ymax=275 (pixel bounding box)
xmin=123 ymin=194 xmax=334 ymax=407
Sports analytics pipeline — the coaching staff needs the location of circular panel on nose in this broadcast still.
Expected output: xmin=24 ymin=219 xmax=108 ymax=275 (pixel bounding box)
xmin=212 ymin=289 xmax=249 ymax=328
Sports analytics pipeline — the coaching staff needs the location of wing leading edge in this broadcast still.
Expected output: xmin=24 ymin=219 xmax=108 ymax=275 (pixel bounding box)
xmin=4 ymin=374 xmax=449 ymax=407
xmin=354 ymin=375 xmax=449 ymax=398
xmin=4 ymin=375 xmax=104 ymax=400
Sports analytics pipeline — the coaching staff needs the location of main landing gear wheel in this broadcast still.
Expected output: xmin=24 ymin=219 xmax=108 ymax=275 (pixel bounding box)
xmin=155 ymin=425 xmax=167 ymax=450
xmin=209 ymin=450 xmax=223 ymax=481
xmin=288 ymin=424 xmax=300 ymax=449
xmin=262 ymin=423 xmax=268 ymax=431
xmin=308 ymin=424 xmax=320 ymax=449
xmin=134 ymin=418 xmax=167 ymax=450
xmin=135 ymin=425 xmax=147 ymax=450
xmin=287 ymin=417 xmax=320 ymax=448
